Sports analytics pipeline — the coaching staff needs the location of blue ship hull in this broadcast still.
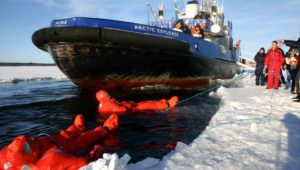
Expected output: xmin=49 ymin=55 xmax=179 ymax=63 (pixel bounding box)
xmin=32 ymin=17 xmax=240 ymax=90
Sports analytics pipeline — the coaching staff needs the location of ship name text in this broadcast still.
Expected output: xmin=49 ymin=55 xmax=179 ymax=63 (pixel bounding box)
xmin=134 ymin=25 xmax=179 ymax=37
xmin=54 ymin=20 xmax=68 ymax=26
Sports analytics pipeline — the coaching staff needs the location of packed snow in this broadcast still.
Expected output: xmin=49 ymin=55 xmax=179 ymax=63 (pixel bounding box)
xmin=1 ymin=66 xmax=300 ymax=170
xmin=0 ymin=66 xmax=67 ymax=83
xmin=83 ymin=72 xmax=300 ymax=170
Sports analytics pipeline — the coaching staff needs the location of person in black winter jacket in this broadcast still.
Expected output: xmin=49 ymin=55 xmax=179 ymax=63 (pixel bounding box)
xmin=254 ymin=47 xmax=266 ymax=85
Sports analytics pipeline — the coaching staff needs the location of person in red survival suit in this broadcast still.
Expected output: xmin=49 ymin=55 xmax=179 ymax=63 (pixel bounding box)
xmin=133 ymin=96 xmax=178 ymax=111
xmin=96 ymin=90 xmax=131 ymax=115
xmin=0 ymin=114 xmax=119 ymax=170
xmin=96 ymin=90 xmax=179 ymax=115
xmin=264 ymin=41 xmax=285 ymax=89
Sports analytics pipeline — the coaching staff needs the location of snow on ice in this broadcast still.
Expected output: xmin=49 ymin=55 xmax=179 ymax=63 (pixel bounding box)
xmin=0 ymin=66 xmax=66 ymax=83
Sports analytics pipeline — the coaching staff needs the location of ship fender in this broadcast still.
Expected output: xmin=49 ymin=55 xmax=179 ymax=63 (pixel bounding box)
xmin=32 ymin=27 xmax=190 ymax=52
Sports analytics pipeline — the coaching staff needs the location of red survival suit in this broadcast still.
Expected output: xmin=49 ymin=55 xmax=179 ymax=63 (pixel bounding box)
xmin=264 ymin=47 xmax=285 ymax=89
xmin=0 ymin=114 xmax=118 ymax=170
xmin=96 ymin=90 xmax=179 ymax=115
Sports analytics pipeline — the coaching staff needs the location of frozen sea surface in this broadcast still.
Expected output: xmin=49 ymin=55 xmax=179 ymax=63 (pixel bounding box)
xmin=0 ymin=66 xmax=218 ymax=163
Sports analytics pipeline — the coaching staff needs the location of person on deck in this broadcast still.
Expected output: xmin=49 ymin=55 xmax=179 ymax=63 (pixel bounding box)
xmin=96 ymin=90 xmax=179 ymax=115
xmin=172 ymin=20 xmax=184 ymax=32
xmin=199 ymin=23 xmax=206 ymax=38
xmin=0 ymin=114 xmax=119 ymax=170
xmin=264 ymin=41 xmax=285 ymax=89
xmin=233 ymin=40 xmax=242 ymax=58
xmin=183 ymin=20 xmax=191 ymax=34
xmin=254 ymin=47 xmax=266 ymax=86
xmin=191 ymin=24 xmax=203 ymax=38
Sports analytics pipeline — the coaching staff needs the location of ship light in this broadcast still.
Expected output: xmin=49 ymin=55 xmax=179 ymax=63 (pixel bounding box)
xmin=211 ymin=24 xmax=221 ymax=33
xmin=195 ymin=43 xmax=199 ymax=50
xmin=224 ymin=29 xmax=228 ymax=35
xmin=159 ymin=3 xmax=164 ymax=20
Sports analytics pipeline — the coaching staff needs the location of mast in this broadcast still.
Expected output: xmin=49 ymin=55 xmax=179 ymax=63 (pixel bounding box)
xmin=158 ymin=3 xmax=164 ymax=20
xmin=211 ymin=0 xmax=218 ymax=15
xmin=174 ymin=0 xmax=180 ymax=20
xmin=200 ymin=0 xmax=209 ymax=12
xmin=200 ymin=0 xmax=204 ymax=11
xmin=212 ymin=0 xmax=218 ymax=6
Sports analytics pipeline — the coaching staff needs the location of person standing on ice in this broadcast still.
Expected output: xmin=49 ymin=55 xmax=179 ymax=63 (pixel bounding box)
xmin=286 ymin=49 xmax=298 ymax=93
xmin=254 ymin=47 xmax=266 ymax=86
xmin=283 ymin=48 xmax=293 ymax=90
xmin=264 ymin=41 xmax=285 ymax=89
xmin=293 ymin=54 xmax=300 ymax=102
xmin=279 ymin=38 xmax=300 ymax=101
xmin=234 ymin=40 xmax=242 ymax=59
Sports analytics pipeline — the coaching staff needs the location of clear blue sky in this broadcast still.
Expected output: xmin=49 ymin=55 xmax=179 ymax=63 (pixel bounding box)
xmin=0 ymin=0 xmax=299 ymax=63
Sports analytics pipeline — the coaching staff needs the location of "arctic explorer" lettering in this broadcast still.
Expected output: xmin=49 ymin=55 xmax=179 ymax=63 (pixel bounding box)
xmin=134 ymin=25 xmax=179 ymax=37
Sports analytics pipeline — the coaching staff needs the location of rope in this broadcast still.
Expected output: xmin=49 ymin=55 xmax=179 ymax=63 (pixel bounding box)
xmin=176 ymin=73 xmax=249 ymax=106
xmin=176 ymin=85 xmax=221 ymax=106
xmin=205 ymin=88 xmax=274 ymax=132
xmin=202 ymin=71 xmax=276 ymax=134
xmin=174 ymin=71 xmax=275 ymax=135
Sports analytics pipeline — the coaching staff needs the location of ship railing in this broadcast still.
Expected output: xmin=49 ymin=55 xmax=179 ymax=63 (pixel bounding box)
xmin=149 ymin=19 xmax=213 ymax=32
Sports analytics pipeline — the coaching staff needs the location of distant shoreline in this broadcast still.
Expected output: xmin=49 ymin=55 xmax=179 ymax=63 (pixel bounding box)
xmin=0 ymin=63 xmax=56 ymax=66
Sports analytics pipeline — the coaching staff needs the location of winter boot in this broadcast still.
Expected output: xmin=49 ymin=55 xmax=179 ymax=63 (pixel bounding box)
xmin=73 ymin=114 xmax=85 ymax=131
xmin=168 ymin=96 xmax=179 ymax=108
xmin=103 ymin=114 xmax=119 ymax=131
xmin=292 ymin=94 xmax=300 ymax=99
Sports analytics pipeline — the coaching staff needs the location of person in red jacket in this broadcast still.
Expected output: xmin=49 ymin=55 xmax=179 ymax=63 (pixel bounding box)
xmin=0 ymin=114 xmax=119 ymax=170
xmin=264 ymin=41 xmax=285 ymax=89
xmin=96 ymin=90 xmax=179 ymax=115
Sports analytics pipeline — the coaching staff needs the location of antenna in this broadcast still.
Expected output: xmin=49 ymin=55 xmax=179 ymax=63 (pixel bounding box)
xmin=147 ymin=2 xmax=159 ymax=21
xmin=200 ymin=0 xmax=204 ymax=11
xmin=220 ymin=0 xmax=224 ymax=13
xmin=174 ymin=0 xmax=180 ymax=20
xmin=200 ymin=0 xmax=209 ymax=12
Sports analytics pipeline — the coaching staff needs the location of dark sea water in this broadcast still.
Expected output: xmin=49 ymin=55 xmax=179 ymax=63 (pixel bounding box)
xmin=0 ymin=79 xmax=221 ymax=163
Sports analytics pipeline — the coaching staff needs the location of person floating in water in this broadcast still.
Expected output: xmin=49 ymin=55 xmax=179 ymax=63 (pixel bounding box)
xmin=0 ymin=114 xmax=119 ymax=170
xmin=96 ymin=90 xmax=179 ymax=115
